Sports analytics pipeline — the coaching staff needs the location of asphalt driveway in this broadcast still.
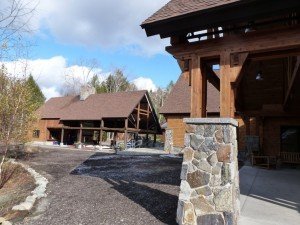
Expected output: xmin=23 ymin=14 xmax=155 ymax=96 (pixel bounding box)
xmin=16 ymin=148 xmax=182 ymax=225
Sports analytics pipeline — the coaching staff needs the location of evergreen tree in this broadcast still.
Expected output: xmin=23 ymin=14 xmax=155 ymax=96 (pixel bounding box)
xmin=26 ymin=74 xmax=45 ymax=109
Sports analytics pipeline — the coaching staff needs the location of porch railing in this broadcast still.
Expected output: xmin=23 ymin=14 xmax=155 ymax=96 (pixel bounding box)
xmin=280 ymin=152 xmax=300 ymax=164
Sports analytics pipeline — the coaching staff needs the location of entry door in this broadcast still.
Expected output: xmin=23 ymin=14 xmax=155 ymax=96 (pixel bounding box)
xmin=281 ymin=126 xmax=300 ymax=153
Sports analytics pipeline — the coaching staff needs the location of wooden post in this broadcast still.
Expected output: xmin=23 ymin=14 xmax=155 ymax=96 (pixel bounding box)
xmin=245 ymin=117 xmax=251 ymax=135
xmin=137 ymin=103 xmax=140 ymax=129
xmin=146 ymin=103 xmax=150 ymax=142
xmin=78 ymin=122 xmax=83 ymax=143
xmin=153 ymin=134 xmax=157 ymax=147
xmin=124 ymin=118 xmax=128 ymax=149
xmin=99 ymin=120 xmax=104 ymax=146
xmin=220 ymin=52 xmax=248 ymax=117
xmin=60 ymin=128 xmax=64 ymax=145
xmin=190 ymin=54 xmax=207 ymax=118
xmin=220 ymin=53 xmax=233 ymax=117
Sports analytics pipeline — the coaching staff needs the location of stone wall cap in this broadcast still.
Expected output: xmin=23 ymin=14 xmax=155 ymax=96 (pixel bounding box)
xmin=183 ymin=118 xmax=238 ymax=127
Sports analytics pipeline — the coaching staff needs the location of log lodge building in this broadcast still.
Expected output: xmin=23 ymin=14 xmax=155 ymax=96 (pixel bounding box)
xmin=32 ymin=88 xmax=161 ymax=147
xmin=142 ymin=0 xmax=300 ymax=163
xmin=142 ymin=1 xmax=300 ymax=224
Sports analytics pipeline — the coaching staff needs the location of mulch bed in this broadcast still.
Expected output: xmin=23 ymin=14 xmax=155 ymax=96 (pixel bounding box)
xmin=0 ymin=162 xmax=36 ymax=221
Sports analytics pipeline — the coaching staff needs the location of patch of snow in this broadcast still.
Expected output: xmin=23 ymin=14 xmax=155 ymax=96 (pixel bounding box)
xmin=72 ymin=164 xmax=93 ymax=175
xmin=159 ymin=154 xmax=182 ymax=159
xmin=9 ymin=160 xmax=48 ymax=211
xmin=89 ymin=155 xmax=120 ymax=160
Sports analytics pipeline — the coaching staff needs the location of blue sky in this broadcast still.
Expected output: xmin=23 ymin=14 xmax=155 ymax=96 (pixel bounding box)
xmin=32 ymin=31 xmax=180 ymax=85
xmin=2 ymin=0 xmax=181 ymax=99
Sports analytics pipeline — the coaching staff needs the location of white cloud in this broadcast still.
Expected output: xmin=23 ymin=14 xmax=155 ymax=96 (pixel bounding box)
xmin=2 ymin=56 xmax=157 ymax=100
xmin=132 ymin=77 xmax=157 ymax=92
xmin=32 ymin=0 xmax=169 ymax=56
xmin=2 ymin=56 xmax=105 ymax=99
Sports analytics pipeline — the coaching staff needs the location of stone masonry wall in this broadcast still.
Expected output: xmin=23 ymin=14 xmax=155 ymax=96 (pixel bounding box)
xmin=177 ymin=118 xmax=240 ymax=225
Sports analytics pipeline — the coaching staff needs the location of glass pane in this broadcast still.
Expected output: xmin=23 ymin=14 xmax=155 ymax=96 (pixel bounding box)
xmin=281 ymin=127 xmax=299 ymax=152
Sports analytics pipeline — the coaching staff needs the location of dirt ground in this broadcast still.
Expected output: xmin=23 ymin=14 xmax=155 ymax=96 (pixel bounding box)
xmin=0 ymin=162 xmax=36 ymax=220
xmin=16 ymin=148 xmax=182 ymax=225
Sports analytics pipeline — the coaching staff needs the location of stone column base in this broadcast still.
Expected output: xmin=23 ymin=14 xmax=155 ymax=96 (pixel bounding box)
xmin=177 ymin=118 xmax=240 ymax=225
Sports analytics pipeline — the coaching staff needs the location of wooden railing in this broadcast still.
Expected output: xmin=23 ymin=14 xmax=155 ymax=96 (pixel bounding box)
xmin=280 ymin=152 xmax=300 ymax=164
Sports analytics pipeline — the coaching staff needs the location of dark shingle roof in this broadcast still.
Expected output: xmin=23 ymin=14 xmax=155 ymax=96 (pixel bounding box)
xmin=160 ymin=73 xmax=220 ymax=114
xmin=39 ymin=91 xmax=147 ymax=120
xmin=142 ymin=0 xmax=240 ymax=25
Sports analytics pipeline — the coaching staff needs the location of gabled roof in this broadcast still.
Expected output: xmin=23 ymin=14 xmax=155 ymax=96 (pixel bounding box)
xmin=37 ymin=96 xmax=78 ymax=119
xmin=39 ymin=91 xmax=148 ymax=120
xmin=142 ymin=0 xmax=240 ymax=25
xmin=142 ymin=0 xmax=300 ymax=38
xmin=160 ymin=73 xmax=220 ymax=115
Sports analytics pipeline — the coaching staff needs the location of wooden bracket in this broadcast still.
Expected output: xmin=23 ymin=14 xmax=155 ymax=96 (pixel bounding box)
xmin=284 ymin=56 xmax=300 ymax=108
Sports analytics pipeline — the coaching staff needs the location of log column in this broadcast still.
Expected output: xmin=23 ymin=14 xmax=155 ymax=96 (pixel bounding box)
xmin=99 ymin=120 xmax=104 ymax=146
xmin=220 ymin=52 xmax=248 ymax=118
xmin=124 ymin=118 xmax=128 ymax=149
xmin=190 ymin=55 xmax=207 ymax=118
xmin=60 ymin=128 xmax=64 ymax=146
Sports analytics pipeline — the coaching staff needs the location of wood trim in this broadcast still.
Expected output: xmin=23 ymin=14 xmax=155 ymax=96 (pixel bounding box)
xmin=167 ymin=26 xmax=300 ymax=58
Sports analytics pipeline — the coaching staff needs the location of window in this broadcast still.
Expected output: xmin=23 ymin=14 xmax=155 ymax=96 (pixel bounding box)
xmin=281 ymin=126 xmax=300 ymax=153
xmin=33 ymin=130 xmax=40 ymax=138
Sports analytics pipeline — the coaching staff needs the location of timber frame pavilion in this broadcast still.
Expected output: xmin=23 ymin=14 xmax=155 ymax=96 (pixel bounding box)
xmin=142 ymin=0 xmax=300 ymax=160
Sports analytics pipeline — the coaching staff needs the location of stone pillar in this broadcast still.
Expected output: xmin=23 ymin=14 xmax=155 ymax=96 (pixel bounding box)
xmin=164 ymin=129 xmax=173 ymax=153
xmin=177 ymin=118 xmax=240 ymax=225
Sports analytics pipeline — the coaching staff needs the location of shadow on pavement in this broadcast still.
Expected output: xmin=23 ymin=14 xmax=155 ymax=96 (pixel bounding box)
xmin=70 ymin=153 xmax=182 ymax=225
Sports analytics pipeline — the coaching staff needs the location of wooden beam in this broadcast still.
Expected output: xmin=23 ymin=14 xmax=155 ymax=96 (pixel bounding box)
xmin=167 ymin=26 xmax=300 ymax=59
xmin=204 ymin=64 xmax=220 ymax=91
xmin=230 ymin=52 xmax=249 ymax=84
xmin=250 ymin=48 xmax=300 ymax=61
xmin=284 ymin=56 xmax=300 ymax=108
xmin=190 ymin=54 xmax=207 ymax=118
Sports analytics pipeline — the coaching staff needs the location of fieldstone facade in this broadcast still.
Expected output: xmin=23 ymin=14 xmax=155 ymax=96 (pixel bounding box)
xmin=177 ymin=118 xmax=240 ymax=225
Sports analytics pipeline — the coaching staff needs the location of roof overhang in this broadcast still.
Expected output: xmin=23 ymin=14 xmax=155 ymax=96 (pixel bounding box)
xmin=141 ymin=0 xmax=300 ymax=38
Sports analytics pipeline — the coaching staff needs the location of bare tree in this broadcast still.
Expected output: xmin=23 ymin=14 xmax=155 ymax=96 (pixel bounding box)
xmin=0 ymin=65 xmax=36 ymax=183
xmin=0 ymin=0 xmax=38 ymax=184
xmin=63 ymin=58 xmax=101 ymax=96
xmin=0 ymin=0 xmax=38 ymax=61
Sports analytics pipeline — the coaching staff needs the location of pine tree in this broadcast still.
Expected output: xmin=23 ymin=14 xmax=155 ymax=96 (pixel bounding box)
xmin=26 ymin=74 xmax=46 ymax=110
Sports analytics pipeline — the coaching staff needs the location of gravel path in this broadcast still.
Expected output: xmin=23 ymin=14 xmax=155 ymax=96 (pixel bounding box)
xmin=16 ymin=148 xmax=182 ymax=225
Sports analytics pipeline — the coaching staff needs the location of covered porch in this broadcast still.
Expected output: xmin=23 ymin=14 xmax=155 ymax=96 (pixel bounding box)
xmin=166 ymin=26 xmax=300 ymax=164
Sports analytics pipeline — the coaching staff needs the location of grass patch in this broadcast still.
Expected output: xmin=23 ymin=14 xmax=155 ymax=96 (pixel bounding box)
xmin=0 ymin=162 xmax=36 ymax=220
